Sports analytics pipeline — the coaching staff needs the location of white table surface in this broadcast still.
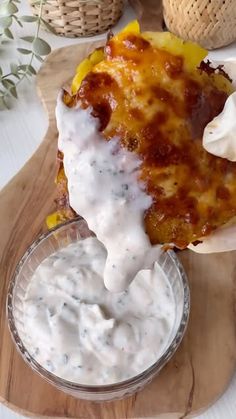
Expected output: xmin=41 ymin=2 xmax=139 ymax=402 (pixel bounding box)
xmin=1 ymin=1 xmax=236 ymax=418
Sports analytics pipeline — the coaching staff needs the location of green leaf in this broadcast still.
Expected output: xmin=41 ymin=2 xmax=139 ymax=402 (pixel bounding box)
xmin=18 ymin=64 xmax=29 ymax=71
xmin=9 ymin=86 xmax=17 ymax=98
xmin=20 ymin=15 xmax=38 ymax=23
xmin=1 ymin=79 xmax=17 ymax=100
xmin=2 ymin=79 xmax=15 ymax=89
xmin=1 ymin=80 xmax=18 ymax=99
xmin=12 ymin=73 xmax=20 ymax=80
xmin=0 ymin=2 xmax=18 ymax=16
xmin=32 ymin=37 xmax=51 ymax=56
xmin=27 ymin=65 xmax=37 ymax=75
xmin=10 ymin=63 xmax=20 ymax=79
xmin=17 ymin=47 xmax=32 ymax=55
xmin=41 ymin=18 xmax=57 ymax=34
xmin=12 ymin=15 xmax=23 ymax=27
xmin=34 ymin=54 xmax=44 ymax=63
xmin=18 ymin=65 xmax=33 ymax=76
xmin=4 ymin=28 xmax=13 ymax=39
xmin=2 ymin=95 xmax=10 ymax=109
xmin=21 ymin=35 xmax=34 ymax=43
xmin=0 ymin=16 xmax=12 ymax=29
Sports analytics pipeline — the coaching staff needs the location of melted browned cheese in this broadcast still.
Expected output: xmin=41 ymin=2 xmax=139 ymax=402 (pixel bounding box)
xmin=61 ymin=33 xmax=236 ymax=249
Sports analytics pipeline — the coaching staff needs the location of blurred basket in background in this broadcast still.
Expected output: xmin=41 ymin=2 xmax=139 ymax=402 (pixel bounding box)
xmin=163 ymin=0 xmax=236 ymax=49
xmin=30 ymin=0 xmax=124 ymax=38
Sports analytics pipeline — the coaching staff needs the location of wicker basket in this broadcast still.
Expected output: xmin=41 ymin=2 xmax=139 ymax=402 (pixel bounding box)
xmin=163 ymin=0 xmax=236 ymax=49
xmin=30 ymin=0 xmax=124 ymax=38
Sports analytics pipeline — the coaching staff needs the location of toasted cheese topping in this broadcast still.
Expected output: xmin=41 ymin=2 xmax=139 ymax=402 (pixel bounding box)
xmin=53 ymin=23 xmax=236 ymax=248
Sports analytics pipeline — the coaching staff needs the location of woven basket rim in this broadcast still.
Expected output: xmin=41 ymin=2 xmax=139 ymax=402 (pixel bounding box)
xmin=29 ymin=0 xmax=124 ymax=38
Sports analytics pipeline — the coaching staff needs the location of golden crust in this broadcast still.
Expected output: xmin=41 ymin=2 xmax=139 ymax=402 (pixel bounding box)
xmin=52 ymin=31 xmax=236 ymax=248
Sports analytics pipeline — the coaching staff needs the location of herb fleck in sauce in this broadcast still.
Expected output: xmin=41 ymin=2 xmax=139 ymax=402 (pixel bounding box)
xmin=22 ymin=238 xmax=176 ymax=385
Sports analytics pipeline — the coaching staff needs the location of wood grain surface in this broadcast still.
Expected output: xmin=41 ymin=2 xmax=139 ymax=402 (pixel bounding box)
xmin=1 ymin=38 xmax=236 ymax=419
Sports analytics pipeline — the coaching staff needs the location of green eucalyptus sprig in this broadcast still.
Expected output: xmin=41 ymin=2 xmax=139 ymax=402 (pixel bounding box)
xmin=0 ymin=0 xmax=54 ymax=109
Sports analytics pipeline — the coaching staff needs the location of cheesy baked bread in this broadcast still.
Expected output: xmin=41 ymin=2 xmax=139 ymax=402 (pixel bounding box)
xmin=48 ymin=21 xmax=236 ymax=249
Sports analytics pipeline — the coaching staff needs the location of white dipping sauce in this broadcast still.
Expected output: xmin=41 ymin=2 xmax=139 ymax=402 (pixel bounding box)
xmin=56 ymin=95 xmax=161 ymax=292
xmin=21 ymin=93 xmax=175 ymax=385
xmin=22 ymin=237 xmax=175 ymax=385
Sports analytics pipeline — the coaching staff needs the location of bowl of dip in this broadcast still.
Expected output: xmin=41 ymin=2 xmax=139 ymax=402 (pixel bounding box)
xmin=7 ymin=218 xmax=190 ymax=401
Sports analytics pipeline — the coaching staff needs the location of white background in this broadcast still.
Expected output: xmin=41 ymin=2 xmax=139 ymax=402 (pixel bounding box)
xmin=1 ymin=0 xmax=236 ymax=418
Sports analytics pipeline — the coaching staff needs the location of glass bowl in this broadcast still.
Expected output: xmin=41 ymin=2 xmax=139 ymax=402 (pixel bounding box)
xmin=7 ymin=218 xmax=190 ymax=401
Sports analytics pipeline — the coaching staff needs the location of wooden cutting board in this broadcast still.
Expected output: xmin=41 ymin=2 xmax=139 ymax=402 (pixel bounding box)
xmin=1 ymin=8 xmax=236 ymax=419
